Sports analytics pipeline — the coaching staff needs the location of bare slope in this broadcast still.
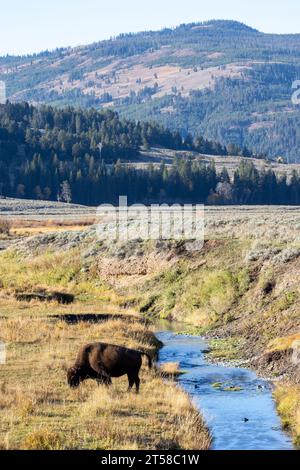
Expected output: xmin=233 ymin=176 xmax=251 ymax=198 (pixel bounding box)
xmin=134 ymin=148 xmax=300 ymax=179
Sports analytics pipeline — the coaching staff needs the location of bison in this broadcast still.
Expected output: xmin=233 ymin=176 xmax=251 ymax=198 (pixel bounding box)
xmin=67 ymin=342 xmax=152 ymax=392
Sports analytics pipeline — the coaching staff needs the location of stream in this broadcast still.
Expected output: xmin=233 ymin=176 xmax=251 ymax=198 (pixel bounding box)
xmin=156 ymin=328 xmax=294 ymax=450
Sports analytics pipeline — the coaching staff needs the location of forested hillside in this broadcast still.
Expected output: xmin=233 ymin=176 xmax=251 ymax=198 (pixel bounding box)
xmin=1 ymin=20 xmax=300 ymax=161
xmin=1 ymin=101 xmax=300 ymax=205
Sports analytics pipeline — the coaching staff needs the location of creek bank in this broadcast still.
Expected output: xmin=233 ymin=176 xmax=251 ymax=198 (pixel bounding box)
xmin=170 ymin=326 xmax=299 ymax=447
xmin=156 ymin=329 xmax=294 ymax=450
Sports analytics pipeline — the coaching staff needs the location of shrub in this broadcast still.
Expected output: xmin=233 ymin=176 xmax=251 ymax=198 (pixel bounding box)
xmin=273 ymin=248 xmax=300 ymax=264
xmin=0 ymin=218 xmax=11 ymax=235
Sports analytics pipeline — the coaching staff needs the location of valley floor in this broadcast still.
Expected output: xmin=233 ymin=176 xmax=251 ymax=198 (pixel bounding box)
xmin=0 ymin=203 xmax=299 ymax=448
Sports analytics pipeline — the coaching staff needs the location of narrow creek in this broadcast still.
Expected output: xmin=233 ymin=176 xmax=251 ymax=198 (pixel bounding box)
xmin=156 ymin=326 xmax=294 ymax=450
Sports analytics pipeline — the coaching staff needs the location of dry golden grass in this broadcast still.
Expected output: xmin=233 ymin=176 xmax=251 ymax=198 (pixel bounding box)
xmin=159 ymin=362 xmax=183 ymax=378
xmin=12 ymin=226 xmax=88 ymax=236
xmin=274 ymin=385 xmax=300 ymax=447
xmin=0 ymin=314 xmax=210 ymax=450
xmin=9 ymin=217 xmax=95 ymax=237
xmin=268 ymin=333 xmax=300 ymax=353
xmin=11 ymin=217 xmax=96 ymax=228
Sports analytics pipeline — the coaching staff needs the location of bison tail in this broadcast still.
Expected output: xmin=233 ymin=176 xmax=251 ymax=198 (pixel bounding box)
xmin=143 ymin=353 xmax=152 ymax=369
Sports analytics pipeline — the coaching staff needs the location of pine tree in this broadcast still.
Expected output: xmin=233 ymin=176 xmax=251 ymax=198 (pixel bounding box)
xmin=60 ymin=181 xmax=72 ymax=203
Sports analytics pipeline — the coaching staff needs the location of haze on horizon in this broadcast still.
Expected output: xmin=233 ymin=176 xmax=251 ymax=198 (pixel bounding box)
xmin=1 ymin=0 xmax=300 ymax=56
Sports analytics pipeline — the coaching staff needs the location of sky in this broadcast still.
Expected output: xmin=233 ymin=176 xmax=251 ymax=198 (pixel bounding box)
xmin=1 ymin=0 xmax=300 ymax=56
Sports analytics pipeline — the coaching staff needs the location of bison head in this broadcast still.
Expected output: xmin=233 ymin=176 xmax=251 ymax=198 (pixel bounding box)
xmin=67 ymin=367 xmax=81 ymax=388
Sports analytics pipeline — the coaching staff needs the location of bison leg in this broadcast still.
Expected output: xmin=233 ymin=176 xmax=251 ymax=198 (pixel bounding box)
xmin=127 ymin=374 xmax=135 ymax=392
xmin=134 ymin=375 xmax=140 ymax=394
xmin=97 ymin=374 xmax=112 ymax=387
xmin=92 ymin=364 xmax=112 ymax=386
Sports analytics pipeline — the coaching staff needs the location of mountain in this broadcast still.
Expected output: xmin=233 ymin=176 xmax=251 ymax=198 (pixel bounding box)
xmin=1 ymin=20 xmax=300 ymax=161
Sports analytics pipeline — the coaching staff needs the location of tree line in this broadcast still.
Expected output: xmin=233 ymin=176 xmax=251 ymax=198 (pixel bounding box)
xmin=0 ymin=101 xmax=299 ymax=205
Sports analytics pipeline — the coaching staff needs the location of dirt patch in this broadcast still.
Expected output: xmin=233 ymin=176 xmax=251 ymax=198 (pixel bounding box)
xmin=15 ymin=291 xmax=74 ymax=304
xmin=49 ymin=313 xmax=146 ymax=324
xmin=97 ymin=241 xmax=188 ymax=281
xmin=262 ymin=280 xmax=276 ymax=296
xmin=253 ymin=349 xmax=299 ymax=384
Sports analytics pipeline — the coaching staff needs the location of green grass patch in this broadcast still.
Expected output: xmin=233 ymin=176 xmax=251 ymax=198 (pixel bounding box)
xmin=223 ymin=386 xmax=243 ymax=392
xmin=208 ymin=337 xmax=245 ymax=360
xmin=0 ymin=248 xmax=122 ymax=306
xmin=212 ymin=382 xmax=222 ymax=389
xmin=136 ymin=242 xmax=252 ymax=327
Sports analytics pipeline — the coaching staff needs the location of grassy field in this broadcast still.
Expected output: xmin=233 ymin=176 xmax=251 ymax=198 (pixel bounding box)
xmin=0 ymin=306 xmax=210 ymax=450
xmin=0 ymin=203 xmax=299 ymax=447
xmin=0 ymin=209 xmax=211 ymax=450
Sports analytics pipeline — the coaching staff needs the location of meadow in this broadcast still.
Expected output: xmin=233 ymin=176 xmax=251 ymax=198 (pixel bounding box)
xmin=0 ymin=305 xmax=210 ymax=450
xmin=0 ymin=202 xmax=299 ymax=447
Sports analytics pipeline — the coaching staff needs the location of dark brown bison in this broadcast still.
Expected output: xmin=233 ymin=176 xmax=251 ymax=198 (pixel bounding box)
xmin=67 ymin=343 xmax=152 ymax=392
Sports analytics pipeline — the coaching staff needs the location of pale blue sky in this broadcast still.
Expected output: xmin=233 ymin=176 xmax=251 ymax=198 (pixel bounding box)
xmin=1 ymin=0 xmax=300 ymax=56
